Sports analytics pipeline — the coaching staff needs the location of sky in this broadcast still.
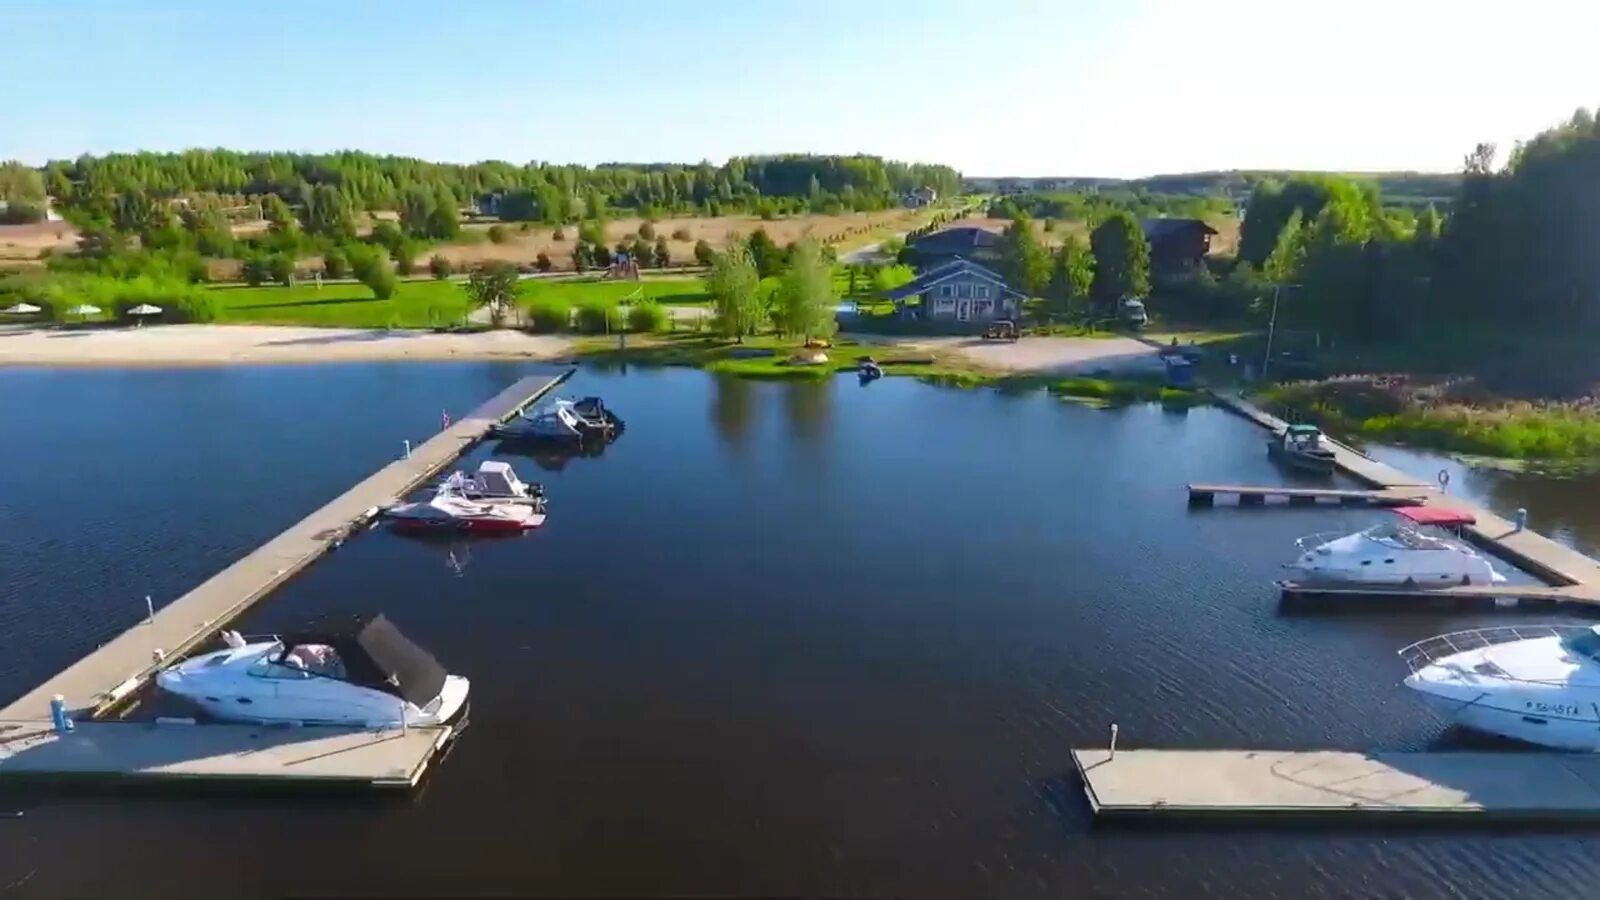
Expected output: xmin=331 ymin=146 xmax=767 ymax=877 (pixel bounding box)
xmin=3 ymin=0 xmax=1597 ymax=177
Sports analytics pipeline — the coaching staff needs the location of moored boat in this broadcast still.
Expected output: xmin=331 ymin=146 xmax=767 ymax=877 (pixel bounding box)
xmin=155 ymin=614 xmax=469 ymax=728
xmin=445 ymin=460 xmax=545 ymax=507
xmin=385 ymin=483 xmax=545 ymax=533
xmin=1289 ymin=506 xmax=1504 ymax=586
xmin=492 ymin=397 xmax=622 ymax=444
xmin=1267 ymin=424 xmax=1336 ymax=473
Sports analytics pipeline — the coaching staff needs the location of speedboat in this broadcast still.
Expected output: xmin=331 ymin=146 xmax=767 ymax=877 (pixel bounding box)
xmin=156 ymin=614 xmax=469 ymax=728
xmin=1289 ymin=506 xmax=1505 ymax=586
xmin=492 ymin=398 xmax=621 ymax=444
xmin=1269 ymin=424 xmax=1335 ymax=474
xmin=385 ymin=483 xmax=545 ymax=533
xmin=1402 ymin=624 xmax=1600 ymax=750
xmin=444 ymin=461 xmax=545 ymax=507
xmin=858 ymin=358 xmax=883 ymax=381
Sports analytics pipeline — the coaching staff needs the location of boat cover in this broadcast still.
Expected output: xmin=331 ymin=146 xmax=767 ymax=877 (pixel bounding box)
xmin=1286 ymin=424 xmax=1322 ymax=435
xmin=281 ymin=614 xmax=448 ymax=707
xmin=1393 ymin=506 xmax=1476 ymax=527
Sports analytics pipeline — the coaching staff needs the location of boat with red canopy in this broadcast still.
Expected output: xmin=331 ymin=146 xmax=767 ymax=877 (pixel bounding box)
xmin=1289 ymin=505 xmax=1504 ymax=586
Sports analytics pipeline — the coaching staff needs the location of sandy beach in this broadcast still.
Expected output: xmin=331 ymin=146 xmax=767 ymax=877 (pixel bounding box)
xmin=0 ymin=324 xmax=574 ymax=367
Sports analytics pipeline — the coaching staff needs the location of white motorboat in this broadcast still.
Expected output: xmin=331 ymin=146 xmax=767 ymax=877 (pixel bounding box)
xmin=1402 ymin=624 xmax=1600 ymax=750
xmin=156 ymin=614 xmax=470 ymax=728
xmin=445 ymin=461 xmax=545 ymax=507
xmin=492 ymin=397 xmax=621 ymax=444
xmin=1289 ymin=506 xmax=1505 ymax=586
xmin=385 ymin=482 xmax=545 ymax=533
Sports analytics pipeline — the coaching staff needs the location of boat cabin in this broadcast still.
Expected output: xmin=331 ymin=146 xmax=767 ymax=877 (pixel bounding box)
xmin=258 ymin=615 xmax=448 ymax=707
xmin=474 ymin=460 xmax=528 ymax=496
xmin=1282 ymin=424 xmax=1325 ymax=451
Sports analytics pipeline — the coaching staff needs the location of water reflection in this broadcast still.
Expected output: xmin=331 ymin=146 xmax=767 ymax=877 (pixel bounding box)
xmin=781 ymin=378 xmax=832 ymax=448
xmin=489 ymin=438 xmax=611 ymax=473
xmin=709 ymin=373 xmax=755 ymax=450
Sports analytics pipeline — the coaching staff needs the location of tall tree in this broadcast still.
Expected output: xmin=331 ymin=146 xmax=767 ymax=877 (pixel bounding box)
xmin=775 ymin=237 xmax=836 ymax=339
xmin=998 ymin=214 xmax=1049 ymax=295
xmin=746 ymin=227 xmax=783 ymax=278
xmin=428 ymin=185 xmax=461 ymax=239
xmin=706 ymin=245 xmax=762 ymax=341
xmin=399 ymin=186 xmax=436 ymax=237
xmin=1261 ymin=210 xmax=1306 ymax=284
xmin=1044 ymin=236 xmax=1094 ymax=316
xmin=1089 ymin=212 xmax=1151 ymax=304
xmin=301 ymin=183 xmax=355 ymax=238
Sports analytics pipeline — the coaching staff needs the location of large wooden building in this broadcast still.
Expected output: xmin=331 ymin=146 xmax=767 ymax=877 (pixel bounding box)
xmin=885 ymin=258 xmax=1026 ymax=324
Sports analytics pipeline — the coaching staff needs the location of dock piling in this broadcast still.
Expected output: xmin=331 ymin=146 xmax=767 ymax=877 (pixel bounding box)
xmin=403 ymin=439 xmax=412 ymax=459
xmin=1109 ymin=723 xmax=1119 ymax=760
xmin=145 ymin=594 xmax=153 ymax=624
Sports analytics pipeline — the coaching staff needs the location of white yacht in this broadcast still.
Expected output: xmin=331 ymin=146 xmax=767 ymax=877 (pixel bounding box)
xmin=1289 ymin=506 xmax=1505 ymax=586
xmin=1402 ymin=624 xmax=1600 ymax=750
xmin=156 ymin=615 xmax=470 ymax=728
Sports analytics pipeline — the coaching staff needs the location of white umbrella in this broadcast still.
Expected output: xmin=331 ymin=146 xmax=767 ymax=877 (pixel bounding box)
xmin=2 ymin=302 xmax=41 ymax=314
xmin=126 ymin=303 xmax=162 ymax=327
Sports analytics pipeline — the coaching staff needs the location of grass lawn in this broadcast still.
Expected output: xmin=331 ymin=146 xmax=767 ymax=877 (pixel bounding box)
xmin=210 ymin=275 xmax=710 ymax=328
xmin=210 ymin=281 xmax=470 ymax=328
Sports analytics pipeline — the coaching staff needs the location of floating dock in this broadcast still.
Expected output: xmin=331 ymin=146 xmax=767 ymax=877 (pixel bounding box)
xmin=0 ymin=369 xmax=570 ymax=788
xmin=1277 ymin=579 xmax=1598 ymax=612
xmin=1072 ymin=748 xmax=1600 ymax=822
xmin=1186 ymin=484 xmax=1429 ymax=508
xmin=1208 ymin=392 xmax=1600 ymax=600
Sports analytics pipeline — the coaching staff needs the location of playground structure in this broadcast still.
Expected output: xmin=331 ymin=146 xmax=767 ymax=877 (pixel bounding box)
xmin=605 ymin=252 xmax=642 ymax=280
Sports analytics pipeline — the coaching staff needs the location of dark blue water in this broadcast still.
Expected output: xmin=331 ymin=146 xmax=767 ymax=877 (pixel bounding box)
xmin=2 ymin=363 xmax=1599 ymax=898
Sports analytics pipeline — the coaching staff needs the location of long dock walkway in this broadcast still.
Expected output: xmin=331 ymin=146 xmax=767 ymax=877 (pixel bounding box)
xmin=1186 ymin=483 xmax=1428 ymax=507
xmin=1210 ymin=392 xmax=1600 ymax=603
xmin=1072 ymin=748 xmax=1600 ymax=821
xmin=0 ymin=369 xmax=568 ymax=787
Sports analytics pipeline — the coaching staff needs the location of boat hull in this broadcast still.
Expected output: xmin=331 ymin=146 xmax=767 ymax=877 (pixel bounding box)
xmin=388 ymin=513 xmax=543 ymax=533
xmin=1409 ymin=680 xmax=1600 ymax=751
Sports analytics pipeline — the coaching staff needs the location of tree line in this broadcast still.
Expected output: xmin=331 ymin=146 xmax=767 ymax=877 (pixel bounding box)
xmin=989 ymin=189 xmax=1233 ymax=226
xmin=2 ymin=150 xmax=959 ymax=229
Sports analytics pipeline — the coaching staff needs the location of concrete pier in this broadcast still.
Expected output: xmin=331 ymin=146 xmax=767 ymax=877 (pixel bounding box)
xmin=1211 ymin=392 xmax=1600 ymax=603
xmin=0 ymin=369 xmax=569 ymax=787
xmin=1072 ymin=748 xmax=1600 ymax=821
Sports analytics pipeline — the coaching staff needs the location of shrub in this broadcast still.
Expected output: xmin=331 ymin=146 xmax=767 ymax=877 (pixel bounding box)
xmin=268 ymin=254 xmax=295 ymax=285
xmin=552 ymin=227 xmax=566 ymax=241
xmin=573 ymin=298 xmax=622 ymax=334
xmin=535 ymin=252 xmax=552 ymax=272
xmin=671 ymin=226 xmax=691 ymax=241
xmin=393 ymin=241 xmax=418 ymax=275
xmin=357 ymin=253 xmax=397 ymax=299
xmin=429 ymin=254 xmax=453 ymax=279
xmin=488 ymin=224 xmax=509 ymax=244
xmin=240 ymin=255 xmax=269 ymax=286
xmin=524 ymin=295 xmax=572 ymax=332
xmin=323 ymin=247 xmax=349 ymax=279
xmin=626 ymin=300 xmax=668 ymax=333
xmin=638 ymin=221 xmax=656 ymax=240
xmin=693 ymin=239 xmax=714 ymax=266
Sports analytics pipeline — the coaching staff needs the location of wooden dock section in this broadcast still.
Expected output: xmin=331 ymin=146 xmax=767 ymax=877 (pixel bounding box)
xmin=1208 ymin=392 xmax=1600 ymax=598
xmin=1186 ymin=484 xmax=1429 ymax=508
xmin=0 ymin=720 xmax=456 ymax=789
xmin=1072 ymin=748 xmax=1600 ymax=821
xmin=0 ymin=369 xmax=569 ymax=789
xmin=1277 ymin=579 xmax=1600 ymax=611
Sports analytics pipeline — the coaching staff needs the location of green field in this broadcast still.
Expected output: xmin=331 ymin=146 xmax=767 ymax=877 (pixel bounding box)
xmin=210 ymin=275 xmax=708 ymax=328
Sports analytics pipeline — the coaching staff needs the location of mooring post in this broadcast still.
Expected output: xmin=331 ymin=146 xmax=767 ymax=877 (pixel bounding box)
xmin=1109 ymin=723 xmax=1119 ymax=760
xmin=403 ymin=439 xmax=412 ymax=459
xmin=49 ymin=694 xmax=73 ymax=733
xmin=145 ymin=594 xmax=154 ymax=624
xmin=1515 ymin=508 xmax=1528 ymax=532
xmin=400 ymin=698 xmax=408 ymax=735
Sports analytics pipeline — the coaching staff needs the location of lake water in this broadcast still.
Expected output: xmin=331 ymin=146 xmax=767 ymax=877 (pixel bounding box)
xmin=3 ymin=363 xmax=1599 ymax=898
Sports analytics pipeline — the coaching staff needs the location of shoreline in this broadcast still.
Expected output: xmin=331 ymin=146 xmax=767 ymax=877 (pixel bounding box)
xmin=0 ymin=323 xmax=574 ymax=368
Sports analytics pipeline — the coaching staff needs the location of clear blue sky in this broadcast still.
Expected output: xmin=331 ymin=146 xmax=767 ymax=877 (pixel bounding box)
xmin=4 ymin=0 xmax=1595 ymax=176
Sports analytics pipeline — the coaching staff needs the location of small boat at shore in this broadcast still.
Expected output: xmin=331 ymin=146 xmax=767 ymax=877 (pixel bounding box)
xmin=492 ymin=397 xmax=623 ymax=444
xmin=156 ymin=614 xmax=470 ymax=728
xmin=858 ymin=357 xmax=883 ymax=381
xmin=385 ymin=482 xmax=545 ymax=533
xmin=1402 ymin=624 xmax=1600 ymax=750
xmin=1289 ymin=506 xmax=1504 ymax=586
xmin=1268 ymin=424 xmax=1336 ymax=474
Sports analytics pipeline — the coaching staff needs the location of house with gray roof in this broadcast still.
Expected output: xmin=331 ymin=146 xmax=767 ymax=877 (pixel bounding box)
xmin=884 ymin=257 xmax=1026 ymax=324
xmin=905 ymin=226 xmax=1002 ymax=270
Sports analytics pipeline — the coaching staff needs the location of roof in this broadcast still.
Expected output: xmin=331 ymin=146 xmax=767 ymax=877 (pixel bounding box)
xmin=1140 ymin=218 xmax=1220 ymax=241
xmin=1393 ymin=506 xmax=1476 ymax=527
xmin=910 ymin=227 xmax=1000 ymax=256
xmin=478 ymin=460 xmax=513 ymax=475
xmin=884 ymin=256 xmax=1026 ymax=301
xmin=282 ymin=614 xmax=448 ymax=707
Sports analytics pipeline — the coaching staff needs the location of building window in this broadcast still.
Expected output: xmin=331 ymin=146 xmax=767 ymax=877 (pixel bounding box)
xmin=976 ymin=285 xmax=990 ymax=299
xmin=940 ymin=285 xmax=954 ymax=298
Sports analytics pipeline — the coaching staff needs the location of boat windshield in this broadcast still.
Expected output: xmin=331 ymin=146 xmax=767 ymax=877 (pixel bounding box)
xmin=1561 ymin=630 xmax=1600 ymax=662
xmin=1363 ymin=520 xmax=1459 ymax=551
xmin=251 ymin=643 xmax=349 ymax=680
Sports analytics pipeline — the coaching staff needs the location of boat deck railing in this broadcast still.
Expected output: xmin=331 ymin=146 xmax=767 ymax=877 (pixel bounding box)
xmin=1399 ymin=624 xmax=1586 ymax=676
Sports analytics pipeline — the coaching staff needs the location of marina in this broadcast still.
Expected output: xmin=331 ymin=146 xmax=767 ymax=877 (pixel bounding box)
xmin=0 ymin=370 xmax=569 ymax=788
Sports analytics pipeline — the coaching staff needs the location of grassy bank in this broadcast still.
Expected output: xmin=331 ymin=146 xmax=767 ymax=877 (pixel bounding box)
xmin=208 ymin=275 xmax=709 ymax=329
xmin=1257 ymin=376 xmax=1600 ymax=460
xmin=1050 ymin=376 xmax=1204 ymax=407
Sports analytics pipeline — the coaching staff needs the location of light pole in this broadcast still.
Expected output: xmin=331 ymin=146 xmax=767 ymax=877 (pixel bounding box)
xmin=1260 ymin=283 xmax=1297 ymax=381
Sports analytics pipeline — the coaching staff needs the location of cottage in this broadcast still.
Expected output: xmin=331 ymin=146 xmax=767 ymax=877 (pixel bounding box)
xmin=905 ymin=226 xmax=1002 ymax=270
xmin=885 ymin=258 xmax=1026 ymax=324
xmin=1140 ymin=218 xmax=1219 ymax=273
xmin=903 ymin=186 xmax=939 ymax=208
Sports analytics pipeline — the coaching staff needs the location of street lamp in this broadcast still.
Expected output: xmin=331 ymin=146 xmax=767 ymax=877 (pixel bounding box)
xmin=1260 ymin=282 xmax=1297 ymax=380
